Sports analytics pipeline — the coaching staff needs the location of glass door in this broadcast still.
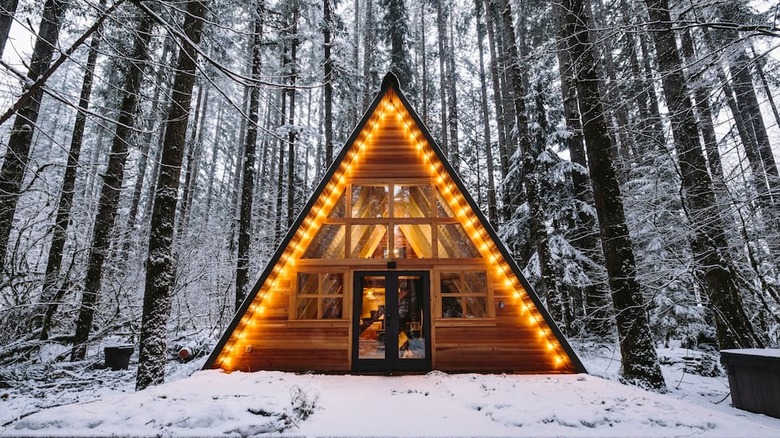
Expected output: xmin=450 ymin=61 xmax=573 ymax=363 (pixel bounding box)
xmin=353 ymin=271 xmax=431 ymax=372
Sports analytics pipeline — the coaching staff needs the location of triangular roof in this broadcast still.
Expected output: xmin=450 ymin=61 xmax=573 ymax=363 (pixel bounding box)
xmin=204 ymin=72 xmax=586 ymax=373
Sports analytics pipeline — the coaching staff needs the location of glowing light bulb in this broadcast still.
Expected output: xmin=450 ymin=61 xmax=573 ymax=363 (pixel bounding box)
xmin=514 ymin=291 xmax=522 ymax=299
xmin=555 ymin=356 xmax=563 ymax=365
xmin=547 ymin=343 xmax=554 ymax=350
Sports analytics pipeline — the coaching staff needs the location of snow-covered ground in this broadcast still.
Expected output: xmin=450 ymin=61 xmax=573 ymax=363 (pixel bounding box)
xmin=2 ymin=345 xmax=779 ymax=437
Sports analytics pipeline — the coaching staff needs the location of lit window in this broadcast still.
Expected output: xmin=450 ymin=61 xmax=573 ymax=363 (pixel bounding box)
xmin=440 ymin=271 xmax=488 ymax=318
xmin=295 ymin=272 xmax=344 ymax=319
xmin=393 ymin=185 xmax=432 ymax=217
xmin=352 ymin=185 xmax=389 ymax=218
xmin=303 ymin=225 xmax=345 ymax=258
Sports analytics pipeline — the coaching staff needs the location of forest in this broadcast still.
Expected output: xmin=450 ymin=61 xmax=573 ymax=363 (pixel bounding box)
xmin=0 ymin=0 xmax=778 ymax=393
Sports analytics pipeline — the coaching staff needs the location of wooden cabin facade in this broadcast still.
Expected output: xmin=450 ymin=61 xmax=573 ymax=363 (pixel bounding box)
xmin=204 ymin=73 xmax=586 ymax=374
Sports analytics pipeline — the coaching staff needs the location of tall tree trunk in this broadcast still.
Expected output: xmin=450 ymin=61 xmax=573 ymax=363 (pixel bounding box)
xmin=474 ymin=0 xmax=497 ymax=226
xmin=136 ymin=0 xmax=208 ymax=391
xmin=561 ymin=0 xmax=666 ymax=389
xmin=703 ymin=26 xmax=774 ymax=216
xmin=553 ymin=5 xmax=613 ymax=338
xmin=484 ymin=0 xmax=509 ymax=221
xmin=420 ymin=4 xmax=428 ymax=124
xmin=644 ymin=0 xmax=763 ymax=350
xmin=38 ymin=6 xmax=104 ymax=340
xmin=496 ymin=0 xmax=529 ymax=216
xmin=362 ymin=0 xmax=375 ymax=108
xmin=0 ymin=0 xmax=19 ymax=58
xmin=126 ymin=34 xmax=175 ymax=242
xmin=70 ymin=12 xmax=154 ymax=362
xmin=0 ymin=0 xmax=68 ymax=272
xmin=323 ymin=0 xmax=334 ymax=166
xmin=274 ymin=84 xmax=287 ymax=245
xmin=436 ymin=0 xmax=449 ymax=157
xmin=589 ymin=0 xmax=633 ymax=175
xmin=178 ymin=83 xmax=210 ymax=238
xmin=751 ymin=45 xmax=780 ymax=131
xmin=204 ymin=105 xmax=224 ymax=225
xmin=445 ymin=13 xmax=459 ymax=171
xmin=384 ymin=0 xmax=412 ymax=94
xmin=719 ymin=4 xmax=780 ymax=193
xmin=678 ymin=24 xmax=724 ymax=184
xmin=286 ymin=7 xmax=299 ymax=227
xmin=236 ymin=0 xmax=263 ymax=312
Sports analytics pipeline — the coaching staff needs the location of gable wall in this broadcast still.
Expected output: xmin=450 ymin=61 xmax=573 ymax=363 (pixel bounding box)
xmin=210 ymin=88 xmax=579 ymax=374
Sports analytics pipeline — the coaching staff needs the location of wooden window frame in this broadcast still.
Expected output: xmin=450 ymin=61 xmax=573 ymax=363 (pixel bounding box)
xmin=292 ymin=270 xmax=347 ymax=320
xmin=436 ymin=269 xmax=493 ymax=320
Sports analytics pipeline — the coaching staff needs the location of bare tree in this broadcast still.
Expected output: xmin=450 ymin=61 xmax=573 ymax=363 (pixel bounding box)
xmin=38 ymin=0 xmax=105 ymax=340
xmin=0 ymin=0 xmax=68 ymax=272
xmin=71 ymin=11 xmax=154 ymax=362
xmin=644 ymin=0 xmax=763 ymax=349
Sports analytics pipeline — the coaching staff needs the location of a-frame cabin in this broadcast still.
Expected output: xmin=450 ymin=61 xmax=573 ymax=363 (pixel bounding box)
xmin=204 ymin=73 xmax=586 ymax=374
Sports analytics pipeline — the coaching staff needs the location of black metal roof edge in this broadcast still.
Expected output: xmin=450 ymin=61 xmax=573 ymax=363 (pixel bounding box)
xmin=391 ymin=82 xmax=588 ymax=374
xmin=203 ymin=75 xmax=396 ymax=370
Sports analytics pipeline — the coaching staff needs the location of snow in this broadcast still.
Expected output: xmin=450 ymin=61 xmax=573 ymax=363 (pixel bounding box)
xmin=2 ymin=347 xmax=780 ymax=437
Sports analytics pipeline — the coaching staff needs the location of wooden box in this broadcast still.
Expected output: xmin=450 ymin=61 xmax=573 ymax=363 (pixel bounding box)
xmin=720 ymin=349 xmax=780 ymax=419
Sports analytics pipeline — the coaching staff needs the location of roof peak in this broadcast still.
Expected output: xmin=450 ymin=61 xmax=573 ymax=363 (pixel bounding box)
xmin=381 ymin=71 xmax=400 ymax=91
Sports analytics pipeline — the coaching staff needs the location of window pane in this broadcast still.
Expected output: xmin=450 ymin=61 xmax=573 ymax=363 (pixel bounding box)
xmin=297 ymin=273 xmax=318 ymax=295
xmin=352 ymin=185 xmax=388 ymax=218
xmin=303 ymin=224 xmax=345 ymax=258
xmin=440 ymin=272 xmax=461 ymax=294
xmin=463 ymin=272 xmax=487 ymax=294
xmin=322 ymin=273 xmax=343 ymax=295
xmin=321 ymin=298 xmax=343 ymax=319
xmin=394 ymin=224 xmax=432 ymax=258
xmin=441 ymin=297 xmax=462 ymax=318
xmin=438 ymin=224 xmax=480 ymax=258
xmin=394 ymin=185 xmax=432 ymax=217
xmin=327 ymin=192 xmax=346 ymax=218
xmin=464 ymin=297 xmax=488 ymax=318
xmin=435 ymin=190 xmax=455 ymax=217
xmin=296 ymin=298 xmax=318 ymax=319
xmin=350 ymin=224 xmax=388 ymax=258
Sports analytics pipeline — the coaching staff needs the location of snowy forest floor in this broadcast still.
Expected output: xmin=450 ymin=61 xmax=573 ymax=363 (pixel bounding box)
xmin=1 ymin=343 xmax=780 ymax=437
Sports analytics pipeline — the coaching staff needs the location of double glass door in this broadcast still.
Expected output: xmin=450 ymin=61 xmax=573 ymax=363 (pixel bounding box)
xmin=353 ymin=271 xmax=431 ymax=372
